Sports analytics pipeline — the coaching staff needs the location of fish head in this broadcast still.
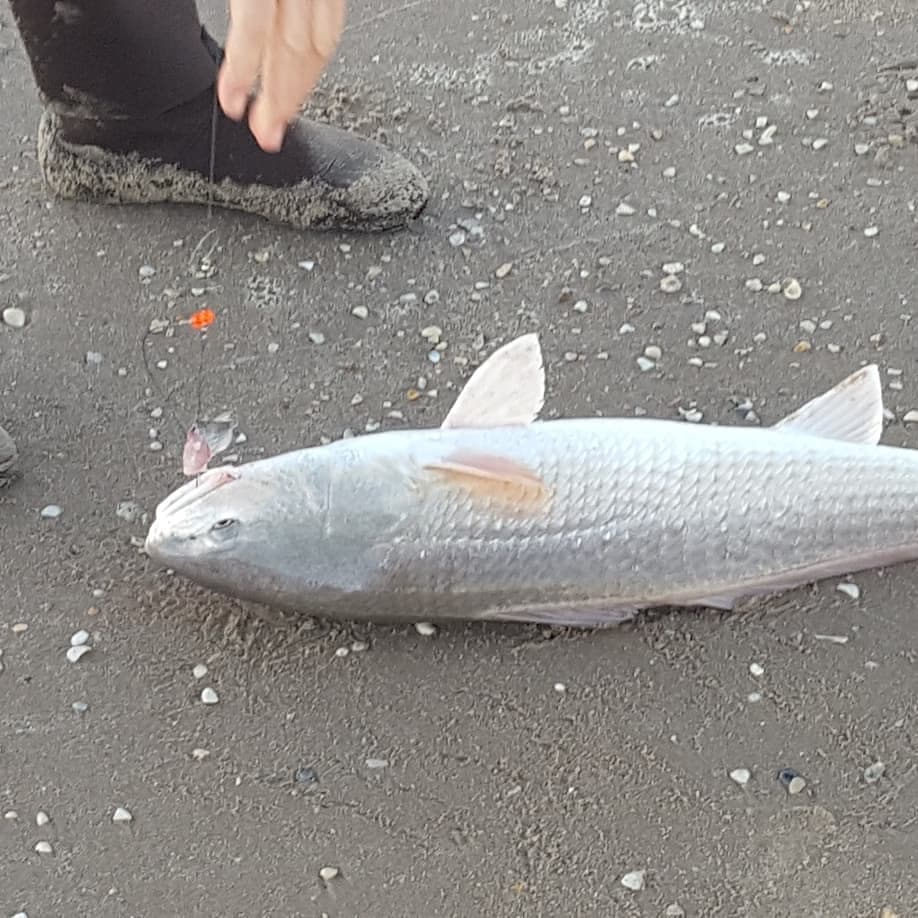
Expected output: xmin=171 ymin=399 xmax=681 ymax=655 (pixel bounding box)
xmin=143 ymin=457 xmax=337 ymax=605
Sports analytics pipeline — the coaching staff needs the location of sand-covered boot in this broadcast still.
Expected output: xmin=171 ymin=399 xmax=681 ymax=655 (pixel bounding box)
xmin=11 ymin=1 xmax=428 ymax=232
xmin=0 ymin=425 xmax=18 ymax=486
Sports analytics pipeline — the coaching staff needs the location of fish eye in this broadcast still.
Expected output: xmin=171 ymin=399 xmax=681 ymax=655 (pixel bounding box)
xmin=211 ymin=518 xmax=236 ymax=531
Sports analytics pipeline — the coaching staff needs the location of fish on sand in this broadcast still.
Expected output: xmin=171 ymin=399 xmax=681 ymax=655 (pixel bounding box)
xmin=145 ymin=333 xmax=918 ymax=627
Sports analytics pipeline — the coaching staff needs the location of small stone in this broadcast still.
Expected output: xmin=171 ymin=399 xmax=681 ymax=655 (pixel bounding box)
xmin=903 ymin=410 xmax=918 ymax=424
xmin=812 ymin=137 xmax=829 ymax=150
xmin=734 ymin=142 xmax=754 ymax=156
xmin=747 ymin=692 xmax=762 ymax=703
xmin=573 ymin=299 xmax=588 ymax=313
xmin=85 ymin=351 xmax=103 ymax=365
xmin=192 ymin=663 xmax=208 ymax=680
xmin=495 ymin=262 xmax=513 ymax=279
xmin=294 ymin=766 xmax=319 ymax=785
xmin=854 ymin=142 xmax=870 ymax=156
xmin=616 ymin=202 xmax=636 ymax=216
xmin=578 ymin=194 xmax=592 ymax=208
xmin=782 ymin=278 xmax=802 ymax=301
xmin=636 ymin=356 xmax=656 ymax=373
xmin=836 ymin=582 xmax=860 ymax=600
xmin=66 ymin=645 xmax=91 ymax=664
xmin=778 ymin=767 xmax=806 ymax=794
xmin=711 ymin=242 xmax=726 ymax=254
xmin=863 ymin=761 xmax=885 ymax=784
xmin=864 ymin=226 xmax=879 ymax=238
xmin=72 ymin=701 xmax=89 ymax=714
xmin=776 ymin=191 xmax=791 ymax=203
xmin=12 ymin=623 xmax=28 ymax=633
xmin=36 ymin=811 xmax=50 ymax=827
xmin=554 ymin=682 xmax=566 ymax=693
xmin=729 ymin=768 xmax=751 ymax=786
xmin=319 ymin=866 xmax=339 ymax=882
xmin=366 ymin=758 xmax=388 ymax=769
xmin=745 ymin=278 xmax=763 ymax=292
xmin=880 ymin=908 xmax=899 ymax=918
xmin=200 ymin=687 xmax=219 ymax=705
xmin=749 ymin=662 xmax=765 ymax=677
xmin=665 ymin=907 xmax=686 ymax=918
xmin=448 ymin=230 xmax=467 ymax=247
xmin=112 ymin=807 xmax=133 ymax=823
xmin=70 ymin=630 xmax=90 ymax=647
xmin=298 ymin=259 xmax=315 ymax=271
xmin=660 ymin=275 xmax=682 ymax=294
xmin=351 ymin=640 xmax=369 ymax=653
xmin=620 ymin=870 xmax=645 ymax=891
xmin=34 ymin=841 xmax=53 ymax=855
xmin=414 ymin=622 xmax=436 ymax=636
xmin=334 ymin=647 xmax=349 ymax=658
xmin=40 ymin=505 xmax=62 ymax=520
xmin=351 ymin=305 xmax=369 ymax=319
xmin=758 ymin=124 xmax=778 ymax=145
xmin=644 ymin=345 xmax=662 ymax=361
xmin=2 ymin=306 xmax=27 ymax=329
xmin=662 ymin=261 xmax=684 ymax=275
xmin=793 ymin=340 xmax=812 ymax=354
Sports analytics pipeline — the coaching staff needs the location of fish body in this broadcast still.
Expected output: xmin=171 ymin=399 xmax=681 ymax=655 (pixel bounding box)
xmin=144 ymin=334 xmax=918 ymax=627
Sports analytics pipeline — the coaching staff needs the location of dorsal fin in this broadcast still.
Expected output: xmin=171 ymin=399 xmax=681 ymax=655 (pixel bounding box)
xmin=772 ymin=364 xmax=883 ymax=445
xmin=440 ymin=333 xmax=545 ymax=430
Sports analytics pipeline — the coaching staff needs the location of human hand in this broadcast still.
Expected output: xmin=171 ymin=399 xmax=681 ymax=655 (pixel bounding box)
xmin=217 ymin=0 xmax=347 ymax=152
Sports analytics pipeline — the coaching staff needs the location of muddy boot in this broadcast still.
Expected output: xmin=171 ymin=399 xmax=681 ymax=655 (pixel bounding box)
xmin=0 ymin=425 xmax=18 ymax=485
xmin=9 ymin=0 xmax=429 ymax=232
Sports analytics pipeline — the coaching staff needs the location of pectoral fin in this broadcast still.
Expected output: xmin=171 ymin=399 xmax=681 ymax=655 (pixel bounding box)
xmin=422 ymin=450 xmax=551 ymax=511
xmin=440 ymin=333 xmax=545 ymax=429
xmin=772 ymin=364 xmax=883 ymax=445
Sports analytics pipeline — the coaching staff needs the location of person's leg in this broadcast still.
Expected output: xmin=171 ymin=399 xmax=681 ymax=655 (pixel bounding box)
xmin=7 ymin=0 xmax=429 ymax=232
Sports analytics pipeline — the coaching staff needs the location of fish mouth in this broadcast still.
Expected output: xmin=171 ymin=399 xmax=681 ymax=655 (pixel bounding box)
xmin=153 ymin=466 xmax=240 ymax=521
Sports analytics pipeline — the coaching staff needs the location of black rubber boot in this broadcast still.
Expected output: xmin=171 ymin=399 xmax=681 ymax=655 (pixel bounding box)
xmin=0 ymin=425 xmax=17 ymax=485
xmin=8 ymin=0 xmax=429 ymax=232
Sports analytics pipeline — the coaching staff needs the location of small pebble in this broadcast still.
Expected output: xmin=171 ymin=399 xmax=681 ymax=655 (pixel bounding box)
xmin=319 ymin=866 xmax=339 ymax=882
xmin=864 ymin=226 xmax=879 ymax=238
xmin=903 ymin=410 xmax=918 ymax=424
xmin=495 ymin=262 xmax=513 ymax=279
xmin=34 ymin=841 xmax=53 ymax=855
xmin=70 ymin=630 xmax=90 ymax=647
xmin=636 ymin=356 xmax=656 ymax=373
xmin=12 ymin=623 xmax=28 ymax=633
xmin=308 ymin=331 xmax=326 ymax=345
xmin=414 ymin=622 xmax=436 ymax=636
xmin=295 ymin=766 xmax=319 ymax=785
xmin=334 ymin=647 xmax=349 ymax=658
xmin=366 ymin=758 xmax=388 ymax=769
xmin=40 ymin=505 xmax=62 ymax=520
xmin=777 ymin=767 xmax=806 ymax=794
xmin=747 ymin=692 xmax=762 ymax=703
xmin=66 ymin=645 xmax=91 ymax=664
xmin=72 ymin=701 xmax=89 ymax=714
xmin=85 ymin=351 xmax=103 ymax=365
xmin=783 ymin=278 xmax=802 ymax=301
xmin=192 ymin=664 xmax=208 ymax=680
xmin=644 ymin=345 xmax=662 ymax=361
xmin=616 ymin=202 xmax=636 ymax=216
xmin=863 ymin=761 xmax=885 ymax=784
xmin=553 ymin=682 xmax=566 ymax=693
xmin=812 ymin=137 xmax=829 ymax=150
xmin=660 ymin=275 xmax=682 ymax=294
xmin=138 ymin=265 xmax=156 ymax=278
xmin=200 ymin=687 xmax=219 ymax=705
xmin=2 ymin=306 xmax=27 ymax=329
xmin=734 ymin=142 xmax=754 ymax=156
xmin=662 ymin=261 xmax=684 ymax=275
xmin=352 ymin=305 xmax=369 ymax=319
xmin=36 ymin=811 xmax=50 ymax=827
xmin=620 ymin=870 xmax=645 ymax=891
xmin=749 ymin=662 xmax=765 ymax=677
xmin=665 ymin=907 xmax=686 ymax=918
xmin=578 ymin=194 xmax=592 ymax=209
xmin=350 ymin=640 xmax=369 ymax=653
xmin=112 ymin=807 xmax=133 ymax=823
xmin=729 ymin=768 xmax=751 ymax=786
xmin=836 ymin=582 xmax=860 ymax=600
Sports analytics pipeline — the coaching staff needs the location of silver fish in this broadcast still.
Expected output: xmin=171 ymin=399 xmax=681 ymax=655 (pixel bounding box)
xmin=144 ymin=333 xmax=918 ymax=628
